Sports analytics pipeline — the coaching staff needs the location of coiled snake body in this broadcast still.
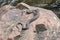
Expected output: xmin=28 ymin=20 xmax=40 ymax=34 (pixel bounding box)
xmin=22 ymin=9 xmax=40 ymax=30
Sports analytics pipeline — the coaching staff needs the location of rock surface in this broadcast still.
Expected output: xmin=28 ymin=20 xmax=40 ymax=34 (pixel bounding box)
xmin=0 ymin=3 xmax=60 ymax=40
xmin=17 ymin=3 xmax=60 ymax=40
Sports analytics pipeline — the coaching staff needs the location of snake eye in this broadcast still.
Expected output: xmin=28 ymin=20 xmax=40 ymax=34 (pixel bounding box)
xmin=35 ymin=24 xmax=47 ymax=33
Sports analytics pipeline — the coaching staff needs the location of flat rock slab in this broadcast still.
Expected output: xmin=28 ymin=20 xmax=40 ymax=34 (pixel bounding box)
xmin=0 ymin=5 xmax=15 ymax=20
xmin=0 ymin=3 xmax=60 ymax=40
xmin=17 ymin=3 xmax=60 ymax=40
xmin=0 ymin=4 xmax=33 ymax=40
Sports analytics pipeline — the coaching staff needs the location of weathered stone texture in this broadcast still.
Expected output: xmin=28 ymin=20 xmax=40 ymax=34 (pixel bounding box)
xmin=0 ymin=3 xmax=60 ymax=40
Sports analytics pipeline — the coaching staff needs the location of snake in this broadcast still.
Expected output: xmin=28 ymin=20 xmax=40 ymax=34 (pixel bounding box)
xmin=22 ymin=9 xmax=40 ymax=30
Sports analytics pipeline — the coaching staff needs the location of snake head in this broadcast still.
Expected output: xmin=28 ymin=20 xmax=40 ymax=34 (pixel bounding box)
xmin=26 ymin=9 xmax=39 ymax=14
